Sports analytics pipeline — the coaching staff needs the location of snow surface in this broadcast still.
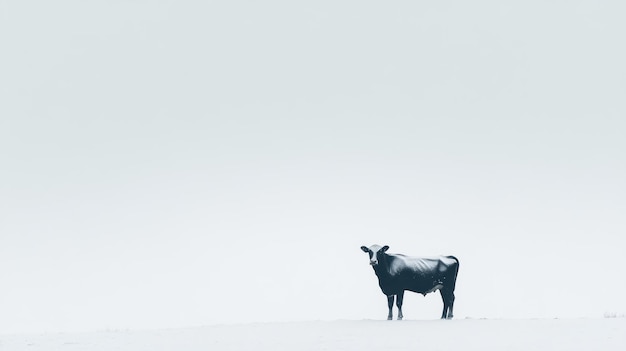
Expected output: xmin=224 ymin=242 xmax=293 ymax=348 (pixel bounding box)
xmin=1 ymin=318 xmax=624 ymax=351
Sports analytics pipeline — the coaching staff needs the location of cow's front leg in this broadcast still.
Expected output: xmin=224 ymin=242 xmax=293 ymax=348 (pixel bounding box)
xmin=396 ymin=291 xmax=404 ymax=320
xmin=387 ymin=295 xmax=394 ymax=320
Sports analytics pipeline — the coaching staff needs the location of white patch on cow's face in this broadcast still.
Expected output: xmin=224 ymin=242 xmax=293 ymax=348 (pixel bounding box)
xmin=368 ymin=250 xmax=378 ymax=266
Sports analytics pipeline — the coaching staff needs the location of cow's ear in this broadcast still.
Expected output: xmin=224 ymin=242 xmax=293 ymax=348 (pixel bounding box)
xmin=360 ymin=246 xmax=370 ymax=253
xmin=381 ymin=245 xmax=389 ymax=253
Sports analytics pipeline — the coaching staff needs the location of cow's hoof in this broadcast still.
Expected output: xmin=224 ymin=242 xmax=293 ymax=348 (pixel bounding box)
xmin=397 ymin=317 xmax=403 ymax=320
xmin=387 ymin=316 xmax=392 ymax=320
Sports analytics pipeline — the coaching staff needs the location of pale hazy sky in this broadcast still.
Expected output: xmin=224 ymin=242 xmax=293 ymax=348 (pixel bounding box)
xmin=1 ymin=1 xmax=625 ymax=333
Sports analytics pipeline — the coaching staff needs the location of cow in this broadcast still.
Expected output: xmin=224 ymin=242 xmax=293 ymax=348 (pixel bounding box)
xmin=360 ymin=244 xmax=460 ymax=320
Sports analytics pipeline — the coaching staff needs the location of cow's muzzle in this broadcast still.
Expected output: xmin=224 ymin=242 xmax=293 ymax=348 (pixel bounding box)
xmin=370 ymin=260 xmax=378 ymax=266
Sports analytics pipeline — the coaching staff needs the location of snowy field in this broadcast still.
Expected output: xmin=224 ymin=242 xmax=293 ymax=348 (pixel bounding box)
xmin=2 ymin=1 xmax=626 ymax=350
xmin=1 ymin=318 xmax=624 ymax=351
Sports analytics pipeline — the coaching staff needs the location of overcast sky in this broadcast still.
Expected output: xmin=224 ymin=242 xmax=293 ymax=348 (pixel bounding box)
xmin=1 ymin=0 xmax=625 ymax=333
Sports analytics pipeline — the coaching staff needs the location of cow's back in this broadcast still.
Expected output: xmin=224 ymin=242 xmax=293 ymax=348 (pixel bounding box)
xmin=390 ymin=255 xmax=447 ymax=273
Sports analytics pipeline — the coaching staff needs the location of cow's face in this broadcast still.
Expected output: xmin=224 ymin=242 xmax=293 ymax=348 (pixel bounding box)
xmin=360 ymin=244 xmax=389 ymax=266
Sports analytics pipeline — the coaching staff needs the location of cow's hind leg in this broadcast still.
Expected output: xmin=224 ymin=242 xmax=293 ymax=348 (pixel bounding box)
xmin=439 ymin=290 xmax=448 ymax=319
xmin=446 ymin=291 xmax=455 ymax=319
xmin=439 ymin=289 xmax=455 ymax=319
xmin=439 ymin=289 xmax=448 ymax=319
xmin=387 ymin=295 xmax=394 ymax=320
xmin=396 ymin=291 xmax=404 ymax=320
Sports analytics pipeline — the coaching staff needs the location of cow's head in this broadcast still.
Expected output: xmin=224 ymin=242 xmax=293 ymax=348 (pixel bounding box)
xmin=360 ymin=244 xmax=389 ymax=266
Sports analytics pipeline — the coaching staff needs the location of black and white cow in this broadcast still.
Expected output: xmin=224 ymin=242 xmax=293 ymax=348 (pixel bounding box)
xmin=361 ymin=244 xmax=460 ymax=320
